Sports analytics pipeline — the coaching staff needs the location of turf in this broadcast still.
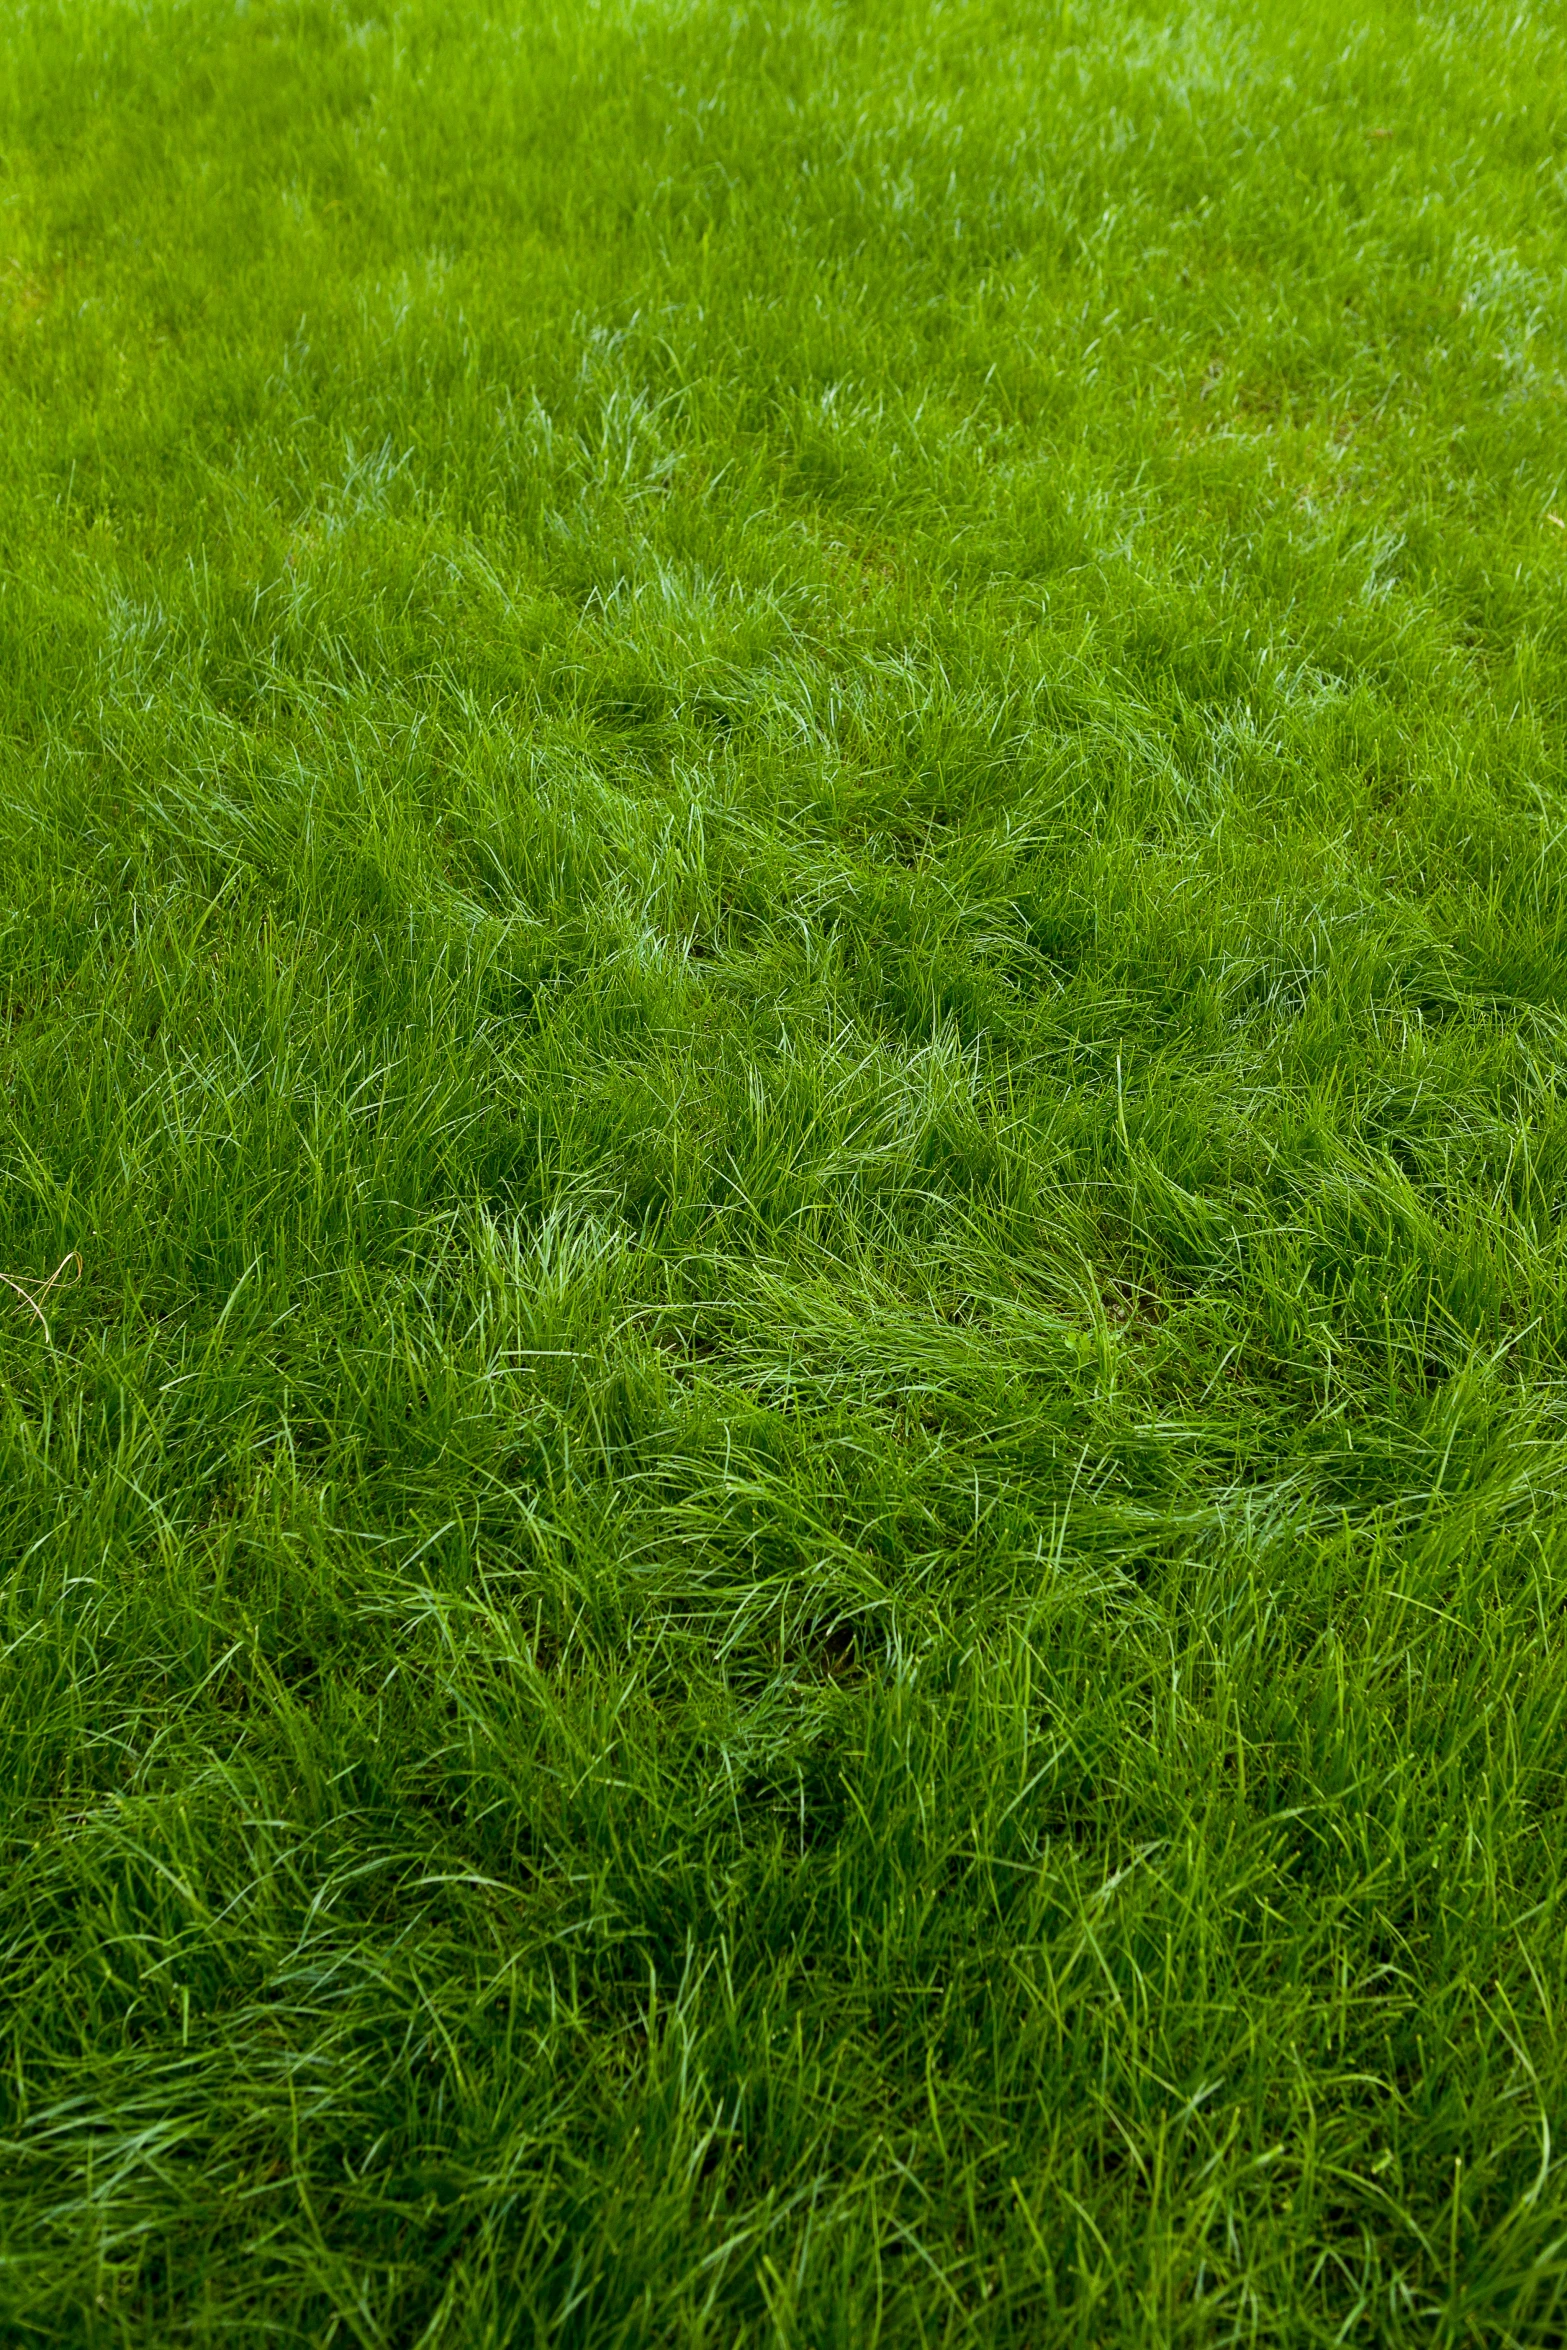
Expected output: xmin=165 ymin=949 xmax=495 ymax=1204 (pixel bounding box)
xmin=1 ymin=0 xmax=1566 ymax=2339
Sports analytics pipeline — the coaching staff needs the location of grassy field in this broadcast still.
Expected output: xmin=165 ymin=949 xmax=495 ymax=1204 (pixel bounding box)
xmin=2 ymin=0 xmax=1567 ymax=2339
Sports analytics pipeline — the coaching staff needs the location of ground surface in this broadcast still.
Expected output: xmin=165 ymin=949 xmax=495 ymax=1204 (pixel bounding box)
xmin=2 ymin=1 xmax=1566 ymax=2341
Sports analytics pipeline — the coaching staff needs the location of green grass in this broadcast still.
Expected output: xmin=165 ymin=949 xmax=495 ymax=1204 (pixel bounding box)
xmin=2 ymin=0 xmax=1566 ymax=2339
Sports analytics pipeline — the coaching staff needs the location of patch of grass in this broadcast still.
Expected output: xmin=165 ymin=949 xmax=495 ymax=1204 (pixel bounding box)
xmin=2 ymin=0 xmax=1567 ymax=2339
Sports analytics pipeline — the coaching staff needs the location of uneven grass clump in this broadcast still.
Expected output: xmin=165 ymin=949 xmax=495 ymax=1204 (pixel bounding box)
xmin=2 ymin=1 xmax=1567 ymax=2340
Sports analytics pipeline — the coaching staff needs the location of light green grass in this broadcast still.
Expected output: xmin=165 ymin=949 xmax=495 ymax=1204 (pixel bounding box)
xmin=2 ymin=0 xmax=1567 ymax=2339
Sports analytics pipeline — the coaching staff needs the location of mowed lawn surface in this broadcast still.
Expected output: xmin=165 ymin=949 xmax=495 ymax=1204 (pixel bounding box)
xmin=2 ymin=0 xmax=1567 ymax=2340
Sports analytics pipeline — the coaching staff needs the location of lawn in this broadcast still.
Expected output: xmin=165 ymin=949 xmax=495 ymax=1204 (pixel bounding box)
xmin=2 ymin=0 xmax=1566 ymax=2340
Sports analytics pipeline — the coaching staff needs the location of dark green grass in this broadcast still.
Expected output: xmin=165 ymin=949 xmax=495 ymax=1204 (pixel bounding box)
xmin=3 ymin=0 xmax=1567 ymax=2338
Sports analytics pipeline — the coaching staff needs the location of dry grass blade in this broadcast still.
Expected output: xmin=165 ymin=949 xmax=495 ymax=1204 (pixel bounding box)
xmin=0 ymin=1253 xmax=82 ymax=1346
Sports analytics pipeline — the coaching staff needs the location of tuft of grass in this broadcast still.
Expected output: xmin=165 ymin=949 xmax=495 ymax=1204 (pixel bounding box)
xmin=2 ymin=0 xmax=1567 ymax=2339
